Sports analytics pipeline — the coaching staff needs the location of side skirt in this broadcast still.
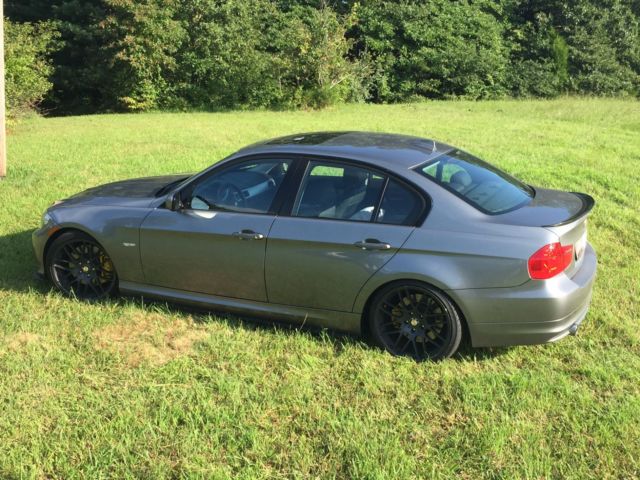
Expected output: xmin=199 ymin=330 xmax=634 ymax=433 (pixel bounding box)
xmin=119 ymin=281 xmax=362 ymax=334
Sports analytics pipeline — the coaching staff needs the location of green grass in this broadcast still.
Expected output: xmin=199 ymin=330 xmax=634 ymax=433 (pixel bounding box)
xmin=1 ymin=99 xmax=639 ymax=479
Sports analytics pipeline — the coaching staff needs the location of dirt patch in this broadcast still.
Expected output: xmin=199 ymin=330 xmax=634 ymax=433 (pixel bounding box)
xmin=0 ymin=332 xmax=47 ymax=355
xmin=93 ymin=313 xmax=209 ymax=367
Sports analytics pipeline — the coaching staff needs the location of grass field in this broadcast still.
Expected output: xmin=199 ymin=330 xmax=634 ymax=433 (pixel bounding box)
xmin=0 ymin=99 xmax=639 ymax=479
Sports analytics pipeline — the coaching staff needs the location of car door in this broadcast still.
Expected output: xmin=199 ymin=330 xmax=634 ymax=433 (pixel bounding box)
xmin=265 ymin=159 xmax=427 ymax=312
xmin=140 ymin=157 xmax=295 ymax=301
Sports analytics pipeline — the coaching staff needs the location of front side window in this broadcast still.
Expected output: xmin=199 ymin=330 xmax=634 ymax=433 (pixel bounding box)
xmin=416 ymin=150 xmax=534 ymax=214
xmin=293 ymin=162 xmax=386 ymax=222
xmin=185 ymin=159 xmax=291 ymax=213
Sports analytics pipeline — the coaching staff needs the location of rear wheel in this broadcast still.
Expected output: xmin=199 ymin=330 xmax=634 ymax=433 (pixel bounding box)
xmin=368 ymin=281 xmax=462 ymax=361
xmin=46 ymin=231 xmax=118 ymax=301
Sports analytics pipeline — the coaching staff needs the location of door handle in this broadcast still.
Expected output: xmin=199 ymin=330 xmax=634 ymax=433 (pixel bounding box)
xmin=233 ymin=229 xmax=265 ymax=240
xmin=354 ymin=239 xmax=392 ymax=251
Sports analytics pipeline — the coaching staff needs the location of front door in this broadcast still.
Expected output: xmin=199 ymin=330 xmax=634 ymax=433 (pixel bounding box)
xmin=265 ymin=159 xmax=426 ymax=312
xmin=140 ymin=157 xmax=294 ymax=301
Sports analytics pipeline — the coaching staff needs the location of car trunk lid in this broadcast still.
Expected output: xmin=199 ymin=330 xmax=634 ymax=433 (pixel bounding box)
xmin=493 ymin=187 xmax=595 ymax=278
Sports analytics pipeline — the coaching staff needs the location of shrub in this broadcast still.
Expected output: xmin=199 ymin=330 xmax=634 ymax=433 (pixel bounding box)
xmin=4 ymin=19 xmax=59 ymax=118
xmin=354 ymin=0 xmax=509 ymax=102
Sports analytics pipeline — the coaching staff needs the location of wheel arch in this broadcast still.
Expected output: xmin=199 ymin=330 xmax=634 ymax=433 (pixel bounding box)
xmin=43 ymin=226 xmax=100 ymax=269
xmin=353 ymin=270 xmax=452 ymax=315
xmin=359 ymin=278 xmax=471 ymax=343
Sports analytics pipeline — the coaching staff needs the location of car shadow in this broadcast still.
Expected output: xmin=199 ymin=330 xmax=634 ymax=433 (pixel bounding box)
xmin=0 ymin=228 xmax=505 ymax=362
xmin=0 ymin=229 xmax=50 ymax=294
xmin=126 ymin=297 xmax=365 ymax=356
xmin=100 ymin=296 xmax=509 ymax=362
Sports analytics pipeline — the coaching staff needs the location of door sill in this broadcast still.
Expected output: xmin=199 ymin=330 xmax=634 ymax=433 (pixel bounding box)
xmin=119 ymin=281 xmax=361 ymax=334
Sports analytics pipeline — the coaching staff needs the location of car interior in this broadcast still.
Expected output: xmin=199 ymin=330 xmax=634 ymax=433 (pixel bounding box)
xmin=189 ymin=160 xmax=290 ymax=212
xmin=294 ymin=164 xmax=385 ymax=222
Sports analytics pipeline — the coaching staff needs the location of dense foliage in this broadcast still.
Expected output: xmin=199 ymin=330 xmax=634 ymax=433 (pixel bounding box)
xmin=4 ymin=19 xmax=59 ymax=119
xmin=5 ymin=0 xmax=640 ymax=114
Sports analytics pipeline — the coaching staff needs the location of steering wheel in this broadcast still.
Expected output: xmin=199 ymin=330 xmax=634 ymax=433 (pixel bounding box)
xmin=215 ymin=182 xmax=246 ymax=209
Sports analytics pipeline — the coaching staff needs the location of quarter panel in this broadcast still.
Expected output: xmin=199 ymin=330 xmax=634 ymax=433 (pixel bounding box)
xmin=352 ymin=224 xmax=556 ymax=313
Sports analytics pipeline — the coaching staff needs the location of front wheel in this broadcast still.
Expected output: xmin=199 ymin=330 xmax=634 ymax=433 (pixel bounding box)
xmin=368 ymin=282 xmax=462 ymax=361
xmin=45 ymin=231 xmax=118 ymax=301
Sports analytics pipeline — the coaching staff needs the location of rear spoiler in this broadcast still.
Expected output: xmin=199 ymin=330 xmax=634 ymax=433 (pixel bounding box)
xmin=543 ymin=192 xmax=595 ymax=227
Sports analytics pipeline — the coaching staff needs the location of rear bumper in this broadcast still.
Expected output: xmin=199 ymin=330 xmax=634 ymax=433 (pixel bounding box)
xmin=449 ymin=242 xmax=597 ymax=348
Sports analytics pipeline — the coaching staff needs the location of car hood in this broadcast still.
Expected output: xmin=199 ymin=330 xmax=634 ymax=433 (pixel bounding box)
xmin=60 ymin=174 xmax=192 ymax=208
xmin=493 ymin=187 xmax=595 ymax=227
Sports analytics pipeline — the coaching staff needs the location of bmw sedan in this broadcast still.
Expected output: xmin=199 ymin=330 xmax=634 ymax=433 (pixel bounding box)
xmin=33 ymin=132 xmax=597 ymax=360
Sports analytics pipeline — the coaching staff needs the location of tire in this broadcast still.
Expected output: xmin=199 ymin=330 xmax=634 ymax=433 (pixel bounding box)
xmin=45 ymin=231 xmax=118 ymax=301
xmin=368 ymin=281 xmax=462 ymax=361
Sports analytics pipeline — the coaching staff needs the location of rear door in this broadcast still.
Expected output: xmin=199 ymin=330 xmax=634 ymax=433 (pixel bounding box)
xmin=265 ymin=159 xmax=427 ymax=312
xmin=140 ymin=157 xmax=295 ymax=301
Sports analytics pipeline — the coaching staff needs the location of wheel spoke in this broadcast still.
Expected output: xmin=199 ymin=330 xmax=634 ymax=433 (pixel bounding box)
xmin=403 ymin=288 xmax=415 ymax=309
xmin=381 ymin=322 xmax=400 ymax=332
xmin=382 ymin=300 xmax=398 ymax=311
xmin=63 ymin=245 xmax=77 ymax=259
xmin=392 ymin=332 xmax=405 ymax=348
xmin=395 ymin=291 xmax=409 ymax=312
xmin=411 ymin=339 xmax=420 ymax=358
xmin=422 ymin=336 xmax=439 ymax=347
xmin=87 ymin=280 xmax=101 ymax=297
xmin=420 ymin=338 xmax=431 ymax=358
xmin=381 ymin=328 xmax=402 ymax=336
xmin=399 ymin=336 xmax=411 ymax=354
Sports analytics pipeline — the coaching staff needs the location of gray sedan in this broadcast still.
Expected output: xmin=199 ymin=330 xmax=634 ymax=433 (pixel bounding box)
xmin=33 ymin=132 xmax=597 ymax=360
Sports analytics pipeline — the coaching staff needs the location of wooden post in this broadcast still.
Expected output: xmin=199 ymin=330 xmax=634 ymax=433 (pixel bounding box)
xmin=0 ymin=2 xmax=6 ymax=179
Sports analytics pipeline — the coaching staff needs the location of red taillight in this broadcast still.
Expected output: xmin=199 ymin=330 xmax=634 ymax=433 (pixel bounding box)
xmin=528 ymin=242 xmax=574 ymax=280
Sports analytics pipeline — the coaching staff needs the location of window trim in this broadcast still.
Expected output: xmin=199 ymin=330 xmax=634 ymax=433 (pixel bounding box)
xmin=281 ymin=155 xmax=431 ymax=227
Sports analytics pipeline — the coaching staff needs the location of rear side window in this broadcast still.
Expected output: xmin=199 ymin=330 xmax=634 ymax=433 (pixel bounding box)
xmin=416 ymin=150 xmax=533 ymax=214
xmin=293 ymin=161 xmax=386 ymax=222
xmin=376 ymin=179 xmax=423 ymax=225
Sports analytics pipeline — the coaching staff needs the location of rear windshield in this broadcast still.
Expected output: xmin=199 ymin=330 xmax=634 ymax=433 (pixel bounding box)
xmin=415 ymin=150 xmax=534 ymax=214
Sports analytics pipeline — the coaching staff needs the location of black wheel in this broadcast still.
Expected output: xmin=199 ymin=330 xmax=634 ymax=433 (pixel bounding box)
xmin=45 ymin=231 xmax=118 ymax=301
xmin=368 ymin=281 xmax=462 ymax=361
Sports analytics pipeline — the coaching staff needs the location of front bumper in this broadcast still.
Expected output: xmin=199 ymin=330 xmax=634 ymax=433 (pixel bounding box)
xmin=450 ymin=242 xmax=597 ymax=348
xmin=32 ymin=224 xmax=52 ymax=277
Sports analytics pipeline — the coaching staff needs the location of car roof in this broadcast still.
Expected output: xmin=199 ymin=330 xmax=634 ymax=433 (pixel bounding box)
xmin=234 ymin=131 xmax=454 ymax=170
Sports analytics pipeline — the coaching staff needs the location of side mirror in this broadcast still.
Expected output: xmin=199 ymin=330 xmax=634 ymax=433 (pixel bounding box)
xmin=164 ymin=192 xmax=183 ymax=211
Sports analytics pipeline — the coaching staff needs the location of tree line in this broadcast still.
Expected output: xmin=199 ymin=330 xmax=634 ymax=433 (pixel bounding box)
xmin=5 ymin=0 xmax=640 ymax=117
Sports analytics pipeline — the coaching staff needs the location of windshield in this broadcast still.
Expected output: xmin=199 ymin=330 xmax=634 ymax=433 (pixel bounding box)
xmin=415 ymin=150 xmax=534 ymax=214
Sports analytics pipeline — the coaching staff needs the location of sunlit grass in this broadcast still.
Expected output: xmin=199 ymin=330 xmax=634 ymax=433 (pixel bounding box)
xmin=0 ymin=98 xmax=638 ymax=478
